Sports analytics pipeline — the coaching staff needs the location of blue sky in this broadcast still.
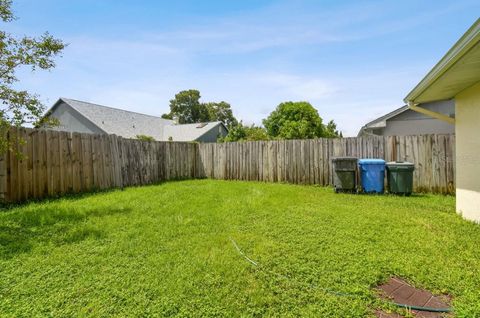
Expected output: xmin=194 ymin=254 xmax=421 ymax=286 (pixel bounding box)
xmin=6 ymin=0 xmax=480 ymax=136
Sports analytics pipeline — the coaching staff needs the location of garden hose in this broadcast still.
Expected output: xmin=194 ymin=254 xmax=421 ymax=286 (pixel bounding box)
xmin=229 ymin=237 xmax=364 ymax=298
xmin=394 ymin=303 xmax=452 ymax=313
xmin=229 ymin=238 xmax=258 ymax=266
xmin=229 ymin=237 xmax=453 ymax=313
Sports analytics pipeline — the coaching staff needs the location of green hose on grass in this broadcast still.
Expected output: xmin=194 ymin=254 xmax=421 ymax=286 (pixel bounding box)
xmin=229 ymin=237 xmax=453 ymax=314
xmin=395 ymin=303 xmax=452 ymax=313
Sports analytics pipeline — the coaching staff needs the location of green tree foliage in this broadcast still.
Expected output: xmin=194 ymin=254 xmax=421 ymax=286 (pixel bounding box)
xmin=0 ymin=0 xmax=65 ymax=153
xmin=163 ymin=90 xmax=239 ymax=128
xmin=324 ymin=119 xmax=343 ymax=138
xmin=204 ymin=101 xmax=238 ymax=128
xmin=136 ymin=134 xmax=155 ymax=142
xmin=160 ymin=113 xmax=173 ymax=120
xmin=220 ymin=122 xmax=269 ymax=142
xmin=263 ymin=101 xmax=324 ymax=139
xmin=263 ymin=101 xmax=342 ymax=139
xmin=163 ymin=92 xmax=343 ymax=141
xmin=163 ymin=90 xmax=209 ymax=124
xmin=219 ymin=123 xmax=246 ymax=142
xmin=244 ymin=124 xmax=269 ymax=141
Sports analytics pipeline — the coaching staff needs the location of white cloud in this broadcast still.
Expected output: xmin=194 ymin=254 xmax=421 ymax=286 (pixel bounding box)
xmin=138 ymin=2 xmax=403 ymax=54
xmin=19 ymin=39 xmax=423 ymax=137
xmin=14 ymin=0 xmax=477 ymax=138
xmin=139 ymin=1 xmax=473 ymax=54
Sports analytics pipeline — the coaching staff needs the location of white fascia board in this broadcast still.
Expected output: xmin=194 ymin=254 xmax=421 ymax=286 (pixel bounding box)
xmin=404 ymin=19 xmax=480 ymax=104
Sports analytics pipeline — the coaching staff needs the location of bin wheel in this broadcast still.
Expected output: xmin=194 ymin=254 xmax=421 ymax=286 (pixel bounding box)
xmin=334 ymin=187 xmax=339 ymax=193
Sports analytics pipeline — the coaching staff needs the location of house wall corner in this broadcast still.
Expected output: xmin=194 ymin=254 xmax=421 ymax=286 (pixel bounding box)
xmin=455 ymin=82 xmax=480 ymax=222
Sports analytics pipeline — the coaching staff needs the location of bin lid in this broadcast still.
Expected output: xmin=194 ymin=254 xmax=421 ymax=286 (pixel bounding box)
xmin=358 ymin=158 xmax=385 ymax=165
xmin=386 ymin=161 xmax=414 ymax=167
xmin=332 ymin=157 xmax=357 ymax=162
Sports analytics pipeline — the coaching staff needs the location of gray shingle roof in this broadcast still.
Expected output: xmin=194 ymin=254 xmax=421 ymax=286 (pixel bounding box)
xmin=163 ymin=121 xmax=223 ymax=141
xmin=58 ymin=98 xmax=225 ymax=141
xmin=62 ymin=98 xmax=172 ymax=140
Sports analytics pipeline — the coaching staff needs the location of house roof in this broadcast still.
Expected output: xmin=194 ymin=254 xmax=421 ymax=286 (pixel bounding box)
xmin=404 ymin=18 xmax=480 ymax=104
xmin=163 ymin=121 xmax=225 ymax=141
xmin=57 ymin=98 xmax=173 ymax=140
xmin=357 ymin=105 xmax=409 ymax=136
xmin=49 ymin=98 xmax=227 ymax=141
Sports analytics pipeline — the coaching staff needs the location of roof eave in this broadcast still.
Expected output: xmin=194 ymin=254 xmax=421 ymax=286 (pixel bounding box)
xmin=362 ymin=105 xmax=409 ymax=129
xmin=404 ymin=18 xmax=480 ymax=104
xmin=43 ymin=98 xmax=64 ymax=117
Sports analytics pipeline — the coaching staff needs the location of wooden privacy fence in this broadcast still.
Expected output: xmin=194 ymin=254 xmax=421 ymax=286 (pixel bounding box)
xmin=0 ymin=128 xmax=455 ymax=203
xmin=0 ymin=127 xmax=197 ymax=202
xmin=196 ymin=135 xmax=455 ymax=194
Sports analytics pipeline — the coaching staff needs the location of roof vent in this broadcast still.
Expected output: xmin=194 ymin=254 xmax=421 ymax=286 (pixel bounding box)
xmin=196 ymin=123 xmax=208 ymax=128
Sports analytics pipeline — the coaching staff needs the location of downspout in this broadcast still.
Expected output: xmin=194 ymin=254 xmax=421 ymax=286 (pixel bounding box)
xmin=407 ymin=101 xmax=455 ymax=125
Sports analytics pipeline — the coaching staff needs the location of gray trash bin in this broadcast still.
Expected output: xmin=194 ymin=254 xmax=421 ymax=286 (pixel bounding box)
xmin=386 ymin=161 xmax=415 ymax=195
xmin=332 ymin=157 xmax=358 ymax=193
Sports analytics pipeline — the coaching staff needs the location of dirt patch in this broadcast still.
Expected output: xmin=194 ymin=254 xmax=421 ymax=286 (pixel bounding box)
xmin=375 ymin=310 xmax=404 ymax=318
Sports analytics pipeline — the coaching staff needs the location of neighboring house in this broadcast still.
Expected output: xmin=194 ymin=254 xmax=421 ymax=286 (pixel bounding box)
xmin=358 ymin=100 xmax=455 ymax=136
xmin=404 ymin=18 xmax=480 ymax=222
xmin=45 ymin=98 xmax=228 ymax=142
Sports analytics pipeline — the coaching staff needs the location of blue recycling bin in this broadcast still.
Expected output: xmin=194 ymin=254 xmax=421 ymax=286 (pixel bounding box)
xmin=358 ymin=159 xmax=386 ymax=193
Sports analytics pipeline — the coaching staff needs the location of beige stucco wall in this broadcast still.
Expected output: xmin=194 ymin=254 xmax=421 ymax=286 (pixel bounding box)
xmin=455 ymin=82 xmax=480 ymax=222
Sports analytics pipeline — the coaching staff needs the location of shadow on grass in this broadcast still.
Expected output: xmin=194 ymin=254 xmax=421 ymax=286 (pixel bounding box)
xmin=0 ymin=180 xmax=175 ymax=211
xmin=0 ymin=205 xmax=132 ymax=260
xmin=0 ymin=187 xmax=123 ymax=211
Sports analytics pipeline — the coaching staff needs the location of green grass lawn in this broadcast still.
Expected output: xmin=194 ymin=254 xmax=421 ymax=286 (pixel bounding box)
xmin=0 ymin=180 xmax=479 ymax=317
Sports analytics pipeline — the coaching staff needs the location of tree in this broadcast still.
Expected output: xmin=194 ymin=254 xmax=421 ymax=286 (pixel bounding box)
xmin=162 ymin=90 xmax=239 ymax=128
xmin=162 ymin=89 xmax=210 ymax=124
xmin=324 ymin=119 xmax=343 ymax=138
xmin=243 ymin=124 xmax=269 ymax=141
xmin=262 ymin=102 xmax=343 ymax=139
xmin=263 ymin=101 xmax=324 ymax=139
xmin=220 ymin=123 xmax=246 ymax=142
xmin=0 ymin=0 xmax=65 ymax=153
xmin=219 ymin=122 xmax=269 ymax=142
xmin=204 ymin=101 xmax=238 ymax=128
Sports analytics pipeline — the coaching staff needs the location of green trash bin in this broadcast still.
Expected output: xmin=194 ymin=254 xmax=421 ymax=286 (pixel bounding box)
xmin=386 ymin=161 xmax=415 ymax=195
xmin=332 ymin=157 xmax=358 ymax=193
